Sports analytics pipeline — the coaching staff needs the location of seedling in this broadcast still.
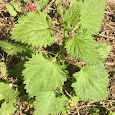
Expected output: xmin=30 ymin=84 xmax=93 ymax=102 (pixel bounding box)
xmin=0 ymin=0 xmax=112 ymax=114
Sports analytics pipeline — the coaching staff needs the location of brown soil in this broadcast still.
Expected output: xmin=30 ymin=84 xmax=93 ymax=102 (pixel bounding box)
xmin=0 ymin=0 xmax=115 ymax=115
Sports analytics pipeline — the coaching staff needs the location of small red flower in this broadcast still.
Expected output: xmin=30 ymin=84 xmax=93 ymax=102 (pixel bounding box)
xmin=27 ymin=4 xmax=35 ymax=12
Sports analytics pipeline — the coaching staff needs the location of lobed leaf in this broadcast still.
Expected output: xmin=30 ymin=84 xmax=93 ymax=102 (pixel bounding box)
xmin=34 ymin=91 xmax=67 ymax=115
xmin=11 ymin=12 xmax=54 ymax=48
xmin=80 ymin=0 xmax=106 ymax=35
xmin=65 ymin=31 xmax=100 ymax=65
xmin=72 ymin=64 xmax=109 ymax=101
xmin=23 ymin=53 xmax=67 ymax=97
xmin=0 ymin=83 xmax=18 ymax=115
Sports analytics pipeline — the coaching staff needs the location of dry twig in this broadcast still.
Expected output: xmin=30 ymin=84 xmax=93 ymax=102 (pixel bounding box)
xmin=44 ymin=0 xmax=56 ymax=12
xmin=65 ymin=90 xmax=80 ymax=115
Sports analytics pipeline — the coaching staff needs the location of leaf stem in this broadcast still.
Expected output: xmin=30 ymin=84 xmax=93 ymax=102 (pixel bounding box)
xmin=64 ymin=59 xmax=82 ymax=69
xmin=65 ymin=90 xmax=80 ymax=115
xmin=53 ymin=51 xmax=59 ymax=62
xmin=72 ymin=21 xmax=80 ymax=33
xmin=62 ymin=31 xmax=66 ymax=66
xmin=43 ymin=0 xmax=56 ymax=12
xmin=35 ymin=50 xmax=56 ymax=56
xmin=49 ymin=28 xmax=64 ymax=38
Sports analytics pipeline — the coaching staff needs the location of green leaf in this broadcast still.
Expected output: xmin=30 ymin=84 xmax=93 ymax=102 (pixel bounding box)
xmin=89 ymin=107 xmax=100 ymax=114
xmin=72 ymin=96 xmax=79 ymax=105
xmin=80 ymin=0 xmax=106 ymax=35
xmin=0 ymin=62 xmax=7 ymax=78
xmin=0 ymin=83 xmax=18 ymax=115
xmin=34 ymin=91 xmax=67 ymax=115
xmin=14 ymin=60 xmax=26 ymax=80
xmin=24 ymin=0 xmax=28 ymax=2
xmin=11 ymin=12 xmax=54 ymax=48
xmin=69 ymin=0 xmax=78 ymax=5
xmin=0 ymin=83 xmax=17 ymax=104
xmin=38 ymin=0 xmax=48 ymax=9
xmin=55 ymin=0 xmax=60 ymax=6
xmin=96 ymin=42 xmax=112 ymax=62
xmin=0 ymin=102 xmax=16 ymax=115
xmin=0 ymin=40 xmax=33 ymax=56
xmin=110 ymin=112 xmax=115 ymax=115
xmin=69 ymin=95 xmax=79 ymax=106
xmin=65 ymin=31 xmax=99 ymax=65
xmin=62 ymin=4 xmax=80 ymax=30
xmin=23 ymin=53 xmax=67 ymax=97
xmin=6 ymin=2 xmax=19 ymax=17
xmin=72 ymin=64 xmax=109 ymax=101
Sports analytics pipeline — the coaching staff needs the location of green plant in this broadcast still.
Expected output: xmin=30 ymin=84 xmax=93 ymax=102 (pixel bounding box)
xmin=0 ymin=0 xmax=112 ymax=114
xmin=89 ymin=107 xmax=100 ymax=115
xmin=6 ymin=2 xmax=19 ymax=17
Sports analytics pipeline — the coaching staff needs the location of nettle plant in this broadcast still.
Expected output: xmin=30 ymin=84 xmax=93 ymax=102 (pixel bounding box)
xmin=0 ymin=0 xmax=112 ymax=114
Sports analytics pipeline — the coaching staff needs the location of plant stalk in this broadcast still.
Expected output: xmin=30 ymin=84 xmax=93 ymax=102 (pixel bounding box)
xmin=35 ymin=50 xmax=56 ymax=56
xmin=49 ymin=28 xmax=63 ymax=38
xmin=62 ymin=31 xmax=66 ymax=66
xmin=72 ymin=21 xmax=80 ymax=33
xmin=53 ymin=52 xmax=59 ymax=62
xmin=64 ymin=59 xmax=82 ymax=69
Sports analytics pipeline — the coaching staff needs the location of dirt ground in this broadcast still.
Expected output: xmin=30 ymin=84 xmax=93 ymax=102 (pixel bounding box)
xmin=0 ymin=0 xmax=115 ymax=115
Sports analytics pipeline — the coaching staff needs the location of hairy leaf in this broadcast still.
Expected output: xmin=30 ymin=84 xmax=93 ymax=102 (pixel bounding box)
xmin=34 ymin=91 xmax=67 ymax=115
xmin=62 ymin=4 xmax=80 ymax=30
xmin=96 ymin=42 xmax=112 ymax=62
xmin=72 ymin=64 xmax=109 ymax=101
xmin=65 ymin=32 xmax=99 ymax=65
xmin=0 ymin=83 xmax=18 ymax=115
xmin=38 ymin=0 xmax=48 ymax=9
xmin=80 ymin=0 xmax=106 ymax=35
xmin=11 ymin=12 xmax=54 ymax=48
xmin=23 ymin=53 xmax=67 ymax=97
xmin=0 ymin=40 xmax=33 ymax=56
